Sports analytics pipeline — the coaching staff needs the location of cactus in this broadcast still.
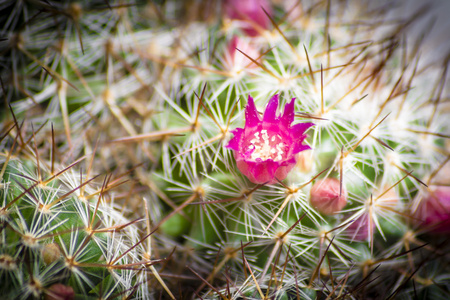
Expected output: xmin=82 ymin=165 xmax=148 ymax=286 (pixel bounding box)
xmin=1 ymin=0 xmax=449 ymax=299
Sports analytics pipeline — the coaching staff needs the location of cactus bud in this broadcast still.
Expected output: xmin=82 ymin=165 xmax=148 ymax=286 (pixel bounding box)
xmin=346 ymin=214 xmax=375 ymax=241
xmin=45 ymin=283 xmax=75 ymax=300
xmin=310 ymin=178 xmax=347 ymax=215
xmin=223 ymin=0 xmax=272 ymax=36
xmin=415 ymin=186 xmax=450 ymax=234
xmin=225 ymin=36 xmax=260 ymax=72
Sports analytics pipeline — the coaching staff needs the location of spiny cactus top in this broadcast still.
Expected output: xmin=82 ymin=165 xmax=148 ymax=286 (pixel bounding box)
xmin=227 ymin=95 xmax=313 ymax=184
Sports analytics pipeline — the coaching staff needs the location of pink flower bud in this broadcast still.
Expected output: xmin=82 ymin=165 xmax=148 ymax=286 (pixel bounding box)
xmin=345 ymin=214 xmax=375 ymax=241
xmin=226 ymin=95 xmax=313 ymax=184
xmin=310 ymin=178 xmax=347 ymax=215
xmin=224 ymin=36 xmax=260 ymax=72
xmin=415 ymin=186 xmax=450 ymax=234
xmin=45 ymin=283 xmax=75 ymax=300
xmin=223 ymin=0 xmax=272 ymax=36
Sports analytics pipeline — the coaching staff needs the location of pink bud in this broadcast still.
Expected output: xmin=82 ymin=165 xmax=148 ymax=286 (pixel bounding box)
xmin=45 ymin=283 xmax=75 ymax=300
xmin=310 ymin=178 xmax=347 ymax=215
xmin=224 ymin=36 xmax=260 ymax=72
xmin=415 ymin=186 xmax=450 ymax=234
xmin=345 ymin=214 xmax=375 ymax=241
xmin=223 ymin=0 xmax=272 ymax=36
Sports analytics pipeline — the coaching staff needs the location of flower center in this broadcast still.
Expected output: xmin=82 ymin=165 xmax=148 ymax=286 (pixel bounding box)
xmin=245 ymin=129 xmax=288 ymax=161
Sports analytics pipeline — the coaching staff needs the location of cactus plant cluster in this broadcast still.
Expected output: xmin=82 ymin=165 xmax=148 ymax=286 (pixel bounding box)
xmin=1 ymin=0 xmax=449 ymax=299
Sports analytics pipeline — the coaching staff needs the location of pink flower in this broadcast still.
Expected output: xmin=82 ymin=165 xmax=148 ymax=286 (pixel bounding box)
xmin=223 ymin=0 xmax=272 ymax=36
xmin=310 ymin=178 xmax=347 ymax=215
xmin=227 ymin=95 xmax=313 ymax=184
xmin=415 ymin=186 xmax=450 ymax=234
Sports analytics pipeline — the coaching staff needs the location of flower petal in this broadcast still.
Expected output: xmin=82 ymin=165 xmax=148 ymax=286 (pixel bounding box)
xmin=226 ymin=128 xmax=244 ymax=151
xmin=274 ymin=161 xmax=296 ymax=182
xmin=290 ymin=122 xmax=314 ymax=137
xmin=263 ymin=94 xmax=279 ymax=123
xmin=281 ymin=98 xmax=295 ymax=127
xmin=292 ymin=143 xmax=311 ymax=154
xmin=245 ymin=95 xmax=260 ymax=128
xmin=248 ymin=160 xmax=279 ymax=184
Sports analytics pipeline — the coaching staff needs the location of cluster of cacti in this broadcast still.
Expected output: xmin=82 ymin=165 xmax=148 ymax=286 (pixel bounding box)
xmin=1 ymin=0 xmax=449 ymax=299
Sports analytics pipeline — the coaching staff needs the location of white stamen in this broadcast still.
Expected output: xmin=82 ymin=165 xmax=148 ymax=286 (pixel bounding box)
xmin=247 ymin=130 xmax=288 ymax=162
